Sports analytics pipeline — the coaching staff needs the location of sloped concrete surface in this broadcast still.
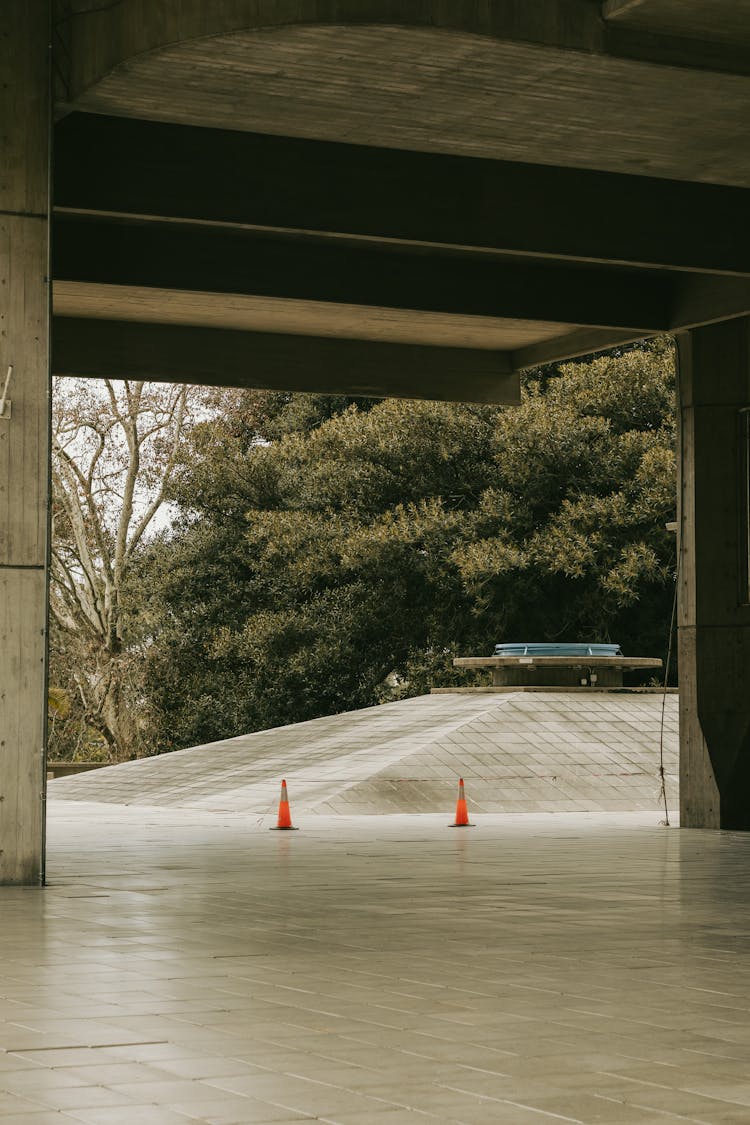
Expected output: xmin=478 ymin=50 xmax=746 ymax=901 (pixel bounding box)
xmin=49 ymin=691 xmax=678 ymax=817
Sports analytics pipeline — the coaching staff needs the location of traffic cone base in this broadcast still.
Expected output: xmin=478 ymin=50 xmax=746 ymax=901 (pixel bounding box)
xmin=270 ymin=780 xmax=299 ymax=830
xmin=449 ymin=777 xmax=475 ymax=827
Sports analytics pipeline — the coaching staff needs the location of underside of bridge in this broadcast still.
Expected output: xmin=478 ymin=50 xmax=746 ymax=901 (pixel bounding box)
xmin=1 ymin=0 xmax=750 ymax=882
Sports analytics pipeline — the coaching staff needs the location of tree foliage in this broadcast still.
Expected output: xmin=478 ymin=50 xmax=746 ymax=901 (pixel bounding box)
xmin=140 ymin=342 xmax=677 ymax=754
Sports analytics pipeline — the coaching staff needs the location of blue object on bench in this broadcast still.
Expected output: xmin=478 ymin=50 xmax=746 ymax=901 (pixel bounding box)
xmin=493 ymin=642 xmax=623 ymax=657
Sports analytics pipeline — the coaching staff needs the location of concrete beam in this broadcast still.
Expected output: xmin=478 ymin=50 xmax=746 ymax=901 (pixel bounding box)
xmin=53 ymin=0 xmax=610 ymax=106
xmin=603 ymin=0 xmax=750 ymax=59
xmin=56 ymin=0 xmax=750 ymax=118
xmin=52 ymin=318 xmax=520 ymax=405
xmin=512 ymin=328 xmax=652 ymax=372
xmin=672 ymin=277 xmax=750 ymax=333
xmin=52 ymin=212 xmax=672 ymax=333
xmin=54 ymin=115 xmax=750 ymax=278
xmin=604 ymin=25 xmax=750 ymax=78
xmin=52 ymin=283 xmax=569 ymax=356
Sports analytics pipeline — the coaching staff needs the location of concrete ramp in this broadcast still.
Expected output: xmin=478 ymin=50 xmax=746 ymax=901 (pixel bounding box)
xmin=49 ymin=691 xmax=678 ymax=816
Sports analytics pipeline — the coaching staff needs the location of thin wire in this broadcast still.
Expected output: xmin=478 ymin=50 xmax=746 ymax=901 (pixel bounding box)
xmin=256 ymin=793 xmax=279 ymax=827
xmin=658 ymin=553 xmax=679 ymax=826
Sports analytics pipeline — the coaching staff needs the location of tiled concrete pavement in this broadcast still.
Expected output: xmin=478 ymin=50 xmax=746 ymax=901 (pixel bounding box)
xmin=3 ymin=802 xmax=750 ymax=1124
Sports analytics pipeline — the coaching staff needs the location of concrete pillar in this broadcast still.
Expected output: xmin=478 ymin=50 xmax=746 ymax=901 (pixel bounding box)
xmin=0 ymin=2 xmax=51 ymax=884
xmin=677 ymin=318 xmax=750 ymax=829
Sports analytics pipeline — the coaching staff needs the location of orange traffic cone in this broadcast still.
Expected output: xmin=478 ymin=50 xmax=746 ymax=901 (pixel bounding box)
xmin=449 ymin=777 xmax=474 ymax=827
xmin=270 ymin=779 xmax=298 ymax=830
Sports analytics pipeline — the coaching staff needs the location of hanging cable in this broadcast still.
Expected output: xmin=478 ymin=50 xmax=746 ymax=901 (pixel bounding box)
xmin=657 ymin=560 xmax=678 ymax=826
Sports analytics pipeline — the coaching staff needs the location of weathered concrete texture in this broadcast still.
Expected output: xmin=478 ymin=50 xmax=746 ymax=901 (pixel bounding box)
xmin=50 ymin=691 xmax=678 ymax=817
xmin=678 ymin=318 xmax=750 ymax=830
xmin=604 ymin=0 xmax=750 ymax=48
xmin=52 ymin=317 xmax=521 ymax=406
xmin=0 ymin=2 xmax=50 ymax=885
xmin=50 ymin=4 xmax=750 ymax=389
xmin=73 ymin=23 xmax=750 ymax=187
xmin=51 ymin=111 xmax=750 ymax=394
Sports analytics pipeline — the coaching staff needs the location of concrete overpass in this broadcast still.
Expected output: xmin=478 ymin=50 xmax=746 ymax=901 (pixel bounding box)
xmin=2 ymin=0 xmax=750 ymax=882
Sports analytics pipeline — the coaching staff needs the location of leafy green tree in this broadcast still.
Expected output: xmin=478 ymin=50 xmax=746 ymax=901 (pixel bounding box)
xmin=453 ymin=340 xmax=676 ymax=656
xmin=140 ymin=340 xmax=676 ymax=754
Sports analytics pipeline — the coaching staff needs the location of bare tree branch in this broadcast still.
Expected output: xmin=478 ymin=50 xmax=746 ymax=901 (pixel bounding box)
xmin=127 ymin=385 xmax=187 ymax=559
xmin=49 ymin=377 xmax=206 ymax=760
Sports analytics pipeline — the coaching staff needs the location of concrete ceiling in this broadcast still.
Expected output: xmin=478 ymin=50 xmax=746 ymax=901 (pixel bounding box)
xmin=72 ymin=25 xmax=750 ymax=188
xmin=51 ymin=1 xmax=750 ymax=399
